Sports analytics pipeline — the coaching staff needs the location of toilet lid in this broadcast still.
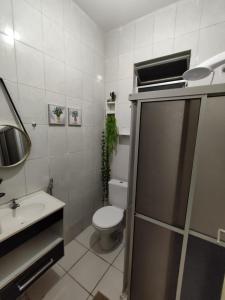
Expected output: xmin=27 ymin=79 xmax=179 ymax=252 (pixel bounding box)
xmin=92 ymin=206 xmax=124 ymax=229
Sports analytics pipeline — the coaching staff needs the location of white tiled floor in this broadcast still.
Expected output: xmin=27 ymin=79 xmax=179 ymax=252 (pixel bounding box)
xmin=24 ymin=225 xmax=125 ymax=300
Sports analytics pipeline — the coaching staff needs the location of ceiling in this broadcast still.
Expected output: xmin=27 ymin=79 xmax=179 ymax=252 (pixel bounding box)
xmin=75 ymin=0 xmax=178 ymax=31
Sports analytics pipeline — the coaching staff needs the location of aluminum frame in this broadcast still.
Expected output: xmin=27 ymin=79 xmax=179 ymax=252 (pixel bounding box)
xmin=124 ymin=83 xmax=225 ymax=300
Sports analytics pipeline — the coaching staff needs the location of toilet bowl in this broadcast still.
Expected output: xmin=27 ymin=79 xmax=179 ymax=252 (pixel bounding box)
xmin=92 ymin=179 xmax=128 ymax=250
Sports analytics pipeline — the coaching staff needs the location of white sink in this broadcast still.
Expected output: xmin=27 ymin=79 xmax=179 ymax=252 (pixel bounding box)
xmin=0 ymin=191 xmax=65 ymax=242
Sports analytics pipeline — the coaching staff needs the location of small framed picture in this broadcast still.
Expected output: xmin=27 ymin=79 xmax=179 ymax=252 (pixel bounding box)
xmin=48 ymin=104 xmax=66 ymax=125
xmin=68 ymin=107 xmax=82 ymax=126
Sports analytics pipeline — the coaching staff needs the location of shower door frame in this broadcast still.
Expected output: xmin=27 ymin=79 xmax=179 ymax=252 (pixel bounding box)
xmin=123 ymin=83 xmax=225 ymax=300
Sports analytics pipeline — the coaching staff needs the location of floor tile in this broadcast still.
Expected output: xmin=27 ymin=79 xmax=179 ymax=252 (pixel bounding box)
xmin=43 ymin=274 xmax=89 ymax=300
xmin=113 ymin=248 xmax=125 ymax=272
xmin=93 ymin=266 xmax=123 ymax=300
xmin=87 ymin=296 xmax=93 ymax=300
xmin=58 ymin=240 xmax=87 ymax=271
xmin=69 ymin=251 xmax=109 ymax=293
xmin=91 ymin=240 xmax=124 ymax=264
xmin=76 ymin=225 xmax=99 ymax=249
xmin=26 ymin=264 xmax=65 ymax=300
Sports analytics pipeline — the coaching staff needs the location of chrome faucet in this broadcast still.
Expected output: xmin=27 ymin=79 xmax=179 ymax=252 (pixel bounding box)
xmin=10 ymin=198 xmax=20 ymax=210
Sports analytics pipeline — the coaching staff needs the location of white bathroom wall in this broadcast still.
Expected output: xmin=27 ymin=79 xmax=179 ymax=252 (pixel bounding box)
xmin=0 ymin=0 xmax=105 ymax=241
xmin=105 ymin=0 xmax=225 ymax=181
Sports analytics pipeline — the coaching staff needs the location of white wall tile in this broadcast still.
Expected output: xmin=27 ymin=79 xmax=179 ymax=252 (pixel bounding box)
xmin=13 ymin=0 xmax=43 ymax=50
xmin=118 ymin=53 xmax=133 ymax=79
xmin=25 ymin=158 xmax=50 ymax=194
xmin=67 ymin=126 xmax=84 ymax=153
xmin=175 ymin=0 xmax=203 ymax=37
xmin=48 ymin=126 xmax=67 ymax=156
xmin=201 ymin=0 xmax=225 ymax=28
xmin=43 ymin=16 xmax=64 ymax=61
xmin=135 ymin=14 xmax=154 ymax=48
xmin=26 ymin=124 xmax=48 ymax=159
xmin=0 ymin=0 xmax=104 ymax=239
xmin=105 ymin=29 xmax=119 ymax=58
xmin=17 ymin=84 xmax=47 ymax=124
xmin=119 ymin=23 xmax=135 ymax=55
xmin=0 ymin=0 xmax=13 ymax=34
xmin=67 ymin=152 xmax=85 ymax=190
xmin=16 ymin=41 xmax=44 ymax=88
xmin=80 ymin=43 xmax=94 ymax=75
xmin=24 ymin=0 xmax=42 ymax=11
xmin=105 ymin=57 xmax=118 ymax=82
xmin=44 ymin=55 xmax=65 ymax=94
xmin=45 ymin=90 xmax=66 ymax=107
xmin=64 ymin=32 xmax=82 ymax=70
xmin=117 ymin=78 xmax=133 ymax=104
xmin=153 ymin=38 xmax=174 ymax=58
xmin=133 ymin=44 xmax=153 ymax=63
xmin=115 ymin=102 xmax=131 ymax=133
xmin=111 ymin=142 xmax=129 ymax=181
xmin=42 ymin=0 xmax=63 ymax=26
xmin=63 ymin=0 xmax=81 ymax=39
xmin=80 ymin=12 xmax=95 ymax=48
xmin=49 ymin=154 xmax=69 ymax=197
xmin=198 ymin=22 xmax=225 ymax=62
xmin=154 ymin=4 xmax=176 ymax=43
xmin=0 ymin=166 xmax=26 ymax=203
xmin=65 ymin=66 xmax=82 ymax=98
xmin=0 ymin=32 xmax=17 ymax=82
xmin=82 ymin=75 xmax=94 ymax=101
xmin=174 ymin=31 xmax=199 ymax=66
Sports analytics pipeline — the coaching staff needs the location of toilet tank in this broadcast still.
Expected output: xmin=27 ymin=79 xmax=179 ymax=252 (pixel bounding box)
xmin=109 ymin=179 xmax=128 ymax=209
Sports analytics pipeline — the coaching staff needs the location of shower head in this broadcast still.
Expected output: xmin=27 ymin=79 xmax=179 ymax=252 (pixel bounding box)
xmin=183 ymin=51 xmax=225 ymax=81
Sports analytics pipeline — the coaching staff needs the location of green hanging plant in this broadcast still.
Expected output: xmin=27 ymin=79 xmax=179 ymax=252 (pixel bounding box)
xmin=101 ymin=114 xmax=118 ymax=205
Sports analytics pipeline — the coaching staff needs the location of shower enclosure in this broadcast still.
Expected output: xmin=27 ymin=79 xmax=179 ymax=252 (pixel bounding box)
xmin=124 ymin=84 xmax=225 ymax=300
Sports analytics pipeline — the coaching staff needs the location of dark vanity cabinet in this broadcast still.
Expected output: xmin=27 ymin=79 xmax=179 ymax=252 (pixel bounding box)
xmin=125 ymin=84 xmax=225 ymax=300
xmin=0 ymin=208 xmax=64 ymax=300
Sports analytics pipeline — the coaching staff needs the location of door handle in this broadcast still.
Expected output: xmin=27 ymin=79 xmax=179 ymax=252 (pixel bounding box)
xmin=17 ymin=258 xmax=54 ymax=292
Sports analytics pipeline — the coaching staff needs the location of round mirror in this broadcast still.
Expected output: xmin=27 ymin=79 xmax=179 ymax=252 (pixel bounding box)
xmin=0 ymin=125 xmax=31 ymax=168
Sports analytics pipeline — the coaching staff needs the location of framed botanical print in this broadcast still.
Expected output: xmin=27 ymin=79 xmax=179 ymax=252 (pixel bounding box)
xmin=68 ymin=107 xmax=82 ymax=126
xmin=48 ymin=104 xmax=66 ymax=125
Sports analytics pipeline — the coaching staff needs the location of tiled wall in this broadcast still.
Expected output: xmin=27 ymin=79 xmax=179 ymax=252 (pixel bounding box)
xmin=105 ymin=0 xmax=225 ymax=181
xmin=0 ymin=0 xmax=105 ymax=241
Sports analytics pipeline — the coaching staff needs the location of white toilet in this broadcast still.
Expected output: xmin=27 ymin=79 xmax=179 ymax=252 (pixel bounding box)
xmin=92 ymin=179 xmax=128 ymax=250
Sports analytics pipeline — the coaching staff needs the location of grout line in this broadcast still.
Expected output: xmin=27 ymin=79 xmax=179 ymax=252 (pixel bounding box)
xmin=67 ymin=271 xmax=92 ymax=296
xmin=90 ymin=261 xmax=111 ymax=296
xmin=60 ymin=247 xmax=89 ymax=273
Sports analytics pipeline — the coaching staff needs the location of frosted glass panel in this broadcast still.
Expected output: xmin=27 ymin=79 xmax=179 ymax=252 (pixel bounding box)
xmin=136 ymin=100 xmax=200 ymax=228
xmin=130 ymin=217 xmax=183 ymax=300
xmin=191 ymin=97 xmax=225 ymax=240
xmin=181 ymin=236 xmax=225 ymax=300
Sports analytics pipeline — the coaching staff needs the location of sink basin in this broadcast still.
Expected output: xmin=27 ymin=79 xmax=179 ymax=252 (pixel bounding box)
xmin=0 ymin=191 xmax=65 ymax=242
xmin=0 ymin=203 xmax=45 ymax=234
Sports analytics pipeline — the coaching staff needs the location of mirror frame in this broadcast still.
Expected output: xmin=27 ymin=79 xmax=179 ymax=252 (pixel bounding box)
xmin=0 ymin=78 xmax=32 ymax=168
xmin=0 ymin=124 xmax=31 ymax=168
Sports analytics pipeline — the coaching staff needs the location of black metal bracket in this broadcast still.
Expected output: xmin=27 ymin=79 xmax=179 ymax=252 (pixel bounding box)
xmin=0 ymin=78 xmax=28 ymax=136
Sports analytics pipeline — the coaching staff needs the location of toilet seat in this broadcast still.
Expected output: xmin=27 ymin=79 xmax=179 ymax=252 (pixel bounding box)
xmin=92 ymin=206 xmax=124 ymax=229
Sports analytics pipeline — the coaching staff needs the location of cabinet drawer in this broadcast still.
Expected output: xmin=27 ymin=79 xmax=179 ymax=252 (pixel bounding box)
xmin=0 ymin=241 xmax=64 ymax=300
xmin=0 ymin=209 xmax=63 ymax=258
